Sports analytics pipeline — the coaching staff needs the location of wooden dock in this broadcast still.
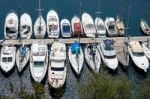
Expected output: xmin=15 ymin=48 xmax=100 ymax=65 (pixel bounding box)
xmin=0 ymin=36 xmax=149 ymax=46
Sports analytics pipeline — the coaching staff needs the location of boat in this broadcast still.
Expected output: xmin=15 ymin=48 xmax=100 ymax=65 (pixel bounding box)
xmin=82 ymin=12 xmax=96 ymax=37
xmin=20 ymin=13 xmax=32 ymax=39
xmin=4 ymin=11 xmax=18 ymax=39
xmin=95 ymin=17 xmax=106 ymax=37
xmin=141 ymin=39 xmax=150 ymax=59
xmin=48 ymin=42 xmax=66 ymax=88
xmin=47 ymin=10 xmax=60 ymax=38
xmin=98 ymin=39 xmax=118 ymax=70
xmin=30 ymin=42 xmax=48 ymax=82
xmin=61 ymin=19 xmax=72 ymax=37
xmin=84 ymin=44 xmax=101 ymax=73
xmin=115 ymin=16 xmax=125 ymax=36
xmin=105 ymin=17 xmax=118 ymax=37
xmin=128 ymin=41 xmax=149 ymax=72
xmin=0 ymin=42 xmax=16 ymax=73
xmin=16 ymin=45 xmax=30 ymax=72
xmin=34 ymin=0 xmax=46 ymax=39
xmin=68 ymin=42 xmax=84 ymax=75
xmin=140 ymin=18 xmax=150 ymax=35
xmin=71 ymin=16 xmax=84 ymax=37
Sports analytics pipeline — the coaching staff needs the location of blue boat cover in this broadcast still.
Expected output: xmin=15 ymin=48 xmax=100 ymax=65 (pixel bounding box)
xmin=21 ymin=46 xmax=27 ymax=55
xmin=104 ymin=39 xmax=113 ymax=46
xmin=63 ymin=24 xmax=70 ymax=33
xmin=70 ymin=42 xmax=80 ymax=54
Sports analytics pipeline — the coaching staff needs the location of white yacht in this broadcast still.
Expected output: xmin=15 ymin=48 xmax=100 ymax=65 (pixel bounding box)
xmin=85 ymin=44 xmax=101 ymax=73
xmin=20 ymin=13 xmax=32 ymax=39
xmin=30 ymin=42 xmax=48 ymax=82
xmin=95 ymin=17 xmax=106 ymax=37
xmin=61 ymin=19 xmax=72 ymax=37
xmin=82 ymin=12 xmax=96 ymax=37
xmin=0 ymin=42 xmax=16 ymax=73
xmin=105 ymin=17 xmax=118 ymax=37
xmin=68 ymin=42 xmax=84 ymax=75
xmin=140 ymin=18 xmax=150 ymax=35
xmin=48 ymin=42 xmax=66 ymax=88
xmin=128 ymin=41 xmax=149 ymax=72
xmin=142 ymin=39 xmax=150 ymax=59
xmin=34 ymin=16 xmax=46 ymax=39
xmin=16 ymin=45 xmax=30 ymax=72
xmin=115 ymin=16 xmax=125 ymax=36
xmin=71 ymin=16 xmax=84 ymax=37
xmin=4 ymin=11 xmax=18 ymax=39
xmin=47 ymin=10 xmax=60 ymax=38
xmin=98 ymin=39 xmax=118 ymax=70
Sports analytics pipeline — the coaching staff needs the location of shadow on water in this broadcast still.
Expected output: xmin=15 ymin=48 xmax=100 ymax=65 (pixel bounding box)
xmin=0 ymin=66 xmax=15 ymax=77
xmin=48 ymin=83 xmax=65 ymax=99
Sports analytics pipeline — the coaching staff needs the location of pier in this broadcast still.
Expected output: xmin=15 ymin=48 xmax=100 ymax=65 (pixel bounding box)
xmin=0 ymin=36 xmax=149 ymax=46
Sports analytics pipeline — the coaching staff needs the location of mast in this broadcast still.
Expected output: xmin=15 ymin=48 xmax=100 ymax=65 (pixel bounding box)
xmin=78 ymin=2 xmax=82 ymax=44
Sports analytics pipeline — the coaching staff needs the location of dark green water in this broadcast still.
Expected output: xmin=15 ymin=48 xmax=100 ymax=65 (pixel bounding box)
xmin=0 ymin=0 xmax=150 ymax=98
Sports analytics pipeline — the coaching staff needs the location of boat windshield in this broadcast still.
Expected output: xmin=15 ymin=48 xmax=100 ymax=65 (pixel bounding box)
xmin=51 ymin=67 xmax=64 ymax=71
xmin=97 ymin=24 xmax=105 ymax=30
xmin=105 ymin=45 xmax=114 ymax=51
xmin=2 ymin=57 xmax=12 ymax=62
xmin=49 ymin=25 xmax=58 ymax=32
xmin=33 ymin=61 xmax=44 ymax=67
xmin=104 ymin=55 xmax=116 ymax=59
xmin=86 ymin=24 xmax=94 ymax=29
xmin=108 ymin=25 xmax=115 ymax=30
xmin=6 ymin=27 xmax=17 ymax=33
xmin=63 ymin=24 xmax=70 ymax=33
xmin=133 ymin=52 xmax=144 ymax=56
xmin=21 ymin=25 xmax=30 ymax=34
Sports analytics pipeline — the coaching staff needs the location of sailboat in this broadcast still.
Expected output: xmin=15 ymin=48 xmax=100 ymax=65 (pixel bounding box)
xmin=30 ymin=42 xmax=48 ymax=82
xmin=47 ymin=10 xmax=60 ymax=38
xmin=84 ymin=43 xmax=101 ymax=73
xmin=61 ymin=19 xmax=72 ymax=37
xmin=140 ymin=18 xmax=150 ymax=35
xmin=0 ymin=42 xmax=16 ymax=73
xmin=128 ymin=41 xmax=149 ymax=72
xmin=115 ymin=7 xmax=131 ymax=67
xmin=95 ymin=0 xmax=106 ymax=37
xmin=82 ymin=12 xmax=96 ymax=37
xmin=115 ymin=16 xmax=125 ymax=36
xmin=34 ymin=0 xmax=46 ymax=39
xmin=48 ymin=42 xmax=67 ymax=88
xmin=4 ymin=11 xmax=18 ymax=39
xmin=16 ymin=45 xmax=30 ymax=72
xmin=20 ymin=13 xmax=32 ymax=39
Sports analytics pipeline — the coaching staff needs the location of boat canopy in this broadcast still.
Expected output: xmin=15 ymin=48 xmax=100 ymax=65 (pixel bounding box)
xmin=74 ymin=23 xmax=81 ymax=32
xmin=131 ymin=42 xmax=143 ymax=52
xmin=70 ymin=42 xmax=80 ymax=54
xmin=21 ymin=46 xmax=27 ymax=55
xmin=63 ymin=24 xmax=70 ymax=33
xmin=104 ymin=39 xmax=114 ymax=50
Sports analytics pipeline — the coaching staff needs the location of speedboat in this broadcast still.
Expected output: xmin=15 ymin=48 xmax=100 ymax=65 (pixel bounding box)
xmin=98 ymin=39 xmax=118 ymax=70
xmin=4 ymin=11 xmax=18 ymax=39
xmin=48 ymin=42 xmax=66 ymax=88
xmin=71 ymin=16 xmax=84 ymax=37
xmin=16 ymin=45 xmax=30 ymax=72
xmin=30 ymin=42 xmax=48 ymax=82
xmin=82 ymin=12 xmax=96 ymax=37
xmin=61 ymin=19 xmax=72 ymax=37
xmin=20 ymin=13 xmax=32 ymax=39
xmin=142 ymin=39 xmax=150 ymax=59
xmin=128 ymin=41 xmax=149 ymax=72
xmin=140 ymin=18 xmax=150 ymax=35
xmin=115 ymin=16 xmax=125 ymax=36
xmin=34 ymin=15 xmax=46 ymax=39
xmin=95 ymin=17 xmax=106 ymax=37
xmin=0 ymin=42 xmax=16 ymax=73
xmin=105 ymin=17 xmax=118 ymax=37
xmin=47 ymin=10 xmax=60 ymax=38
xmin=68 ymin=42 xmax=84 ymax=75
xmin=85 ymin=44 xmax=101 ymax=73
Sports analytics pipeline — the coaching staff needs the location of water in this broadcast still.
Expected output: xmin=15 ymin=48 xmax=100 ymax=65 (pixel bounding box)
xmin=0 ymin=0 xmax=150 ymax=98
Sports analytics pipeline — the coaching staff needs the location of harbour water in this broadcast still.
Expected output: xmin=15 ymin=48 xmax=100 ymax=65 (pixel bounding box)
xmin=0 ymin=0 xmax=150 ymax=98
